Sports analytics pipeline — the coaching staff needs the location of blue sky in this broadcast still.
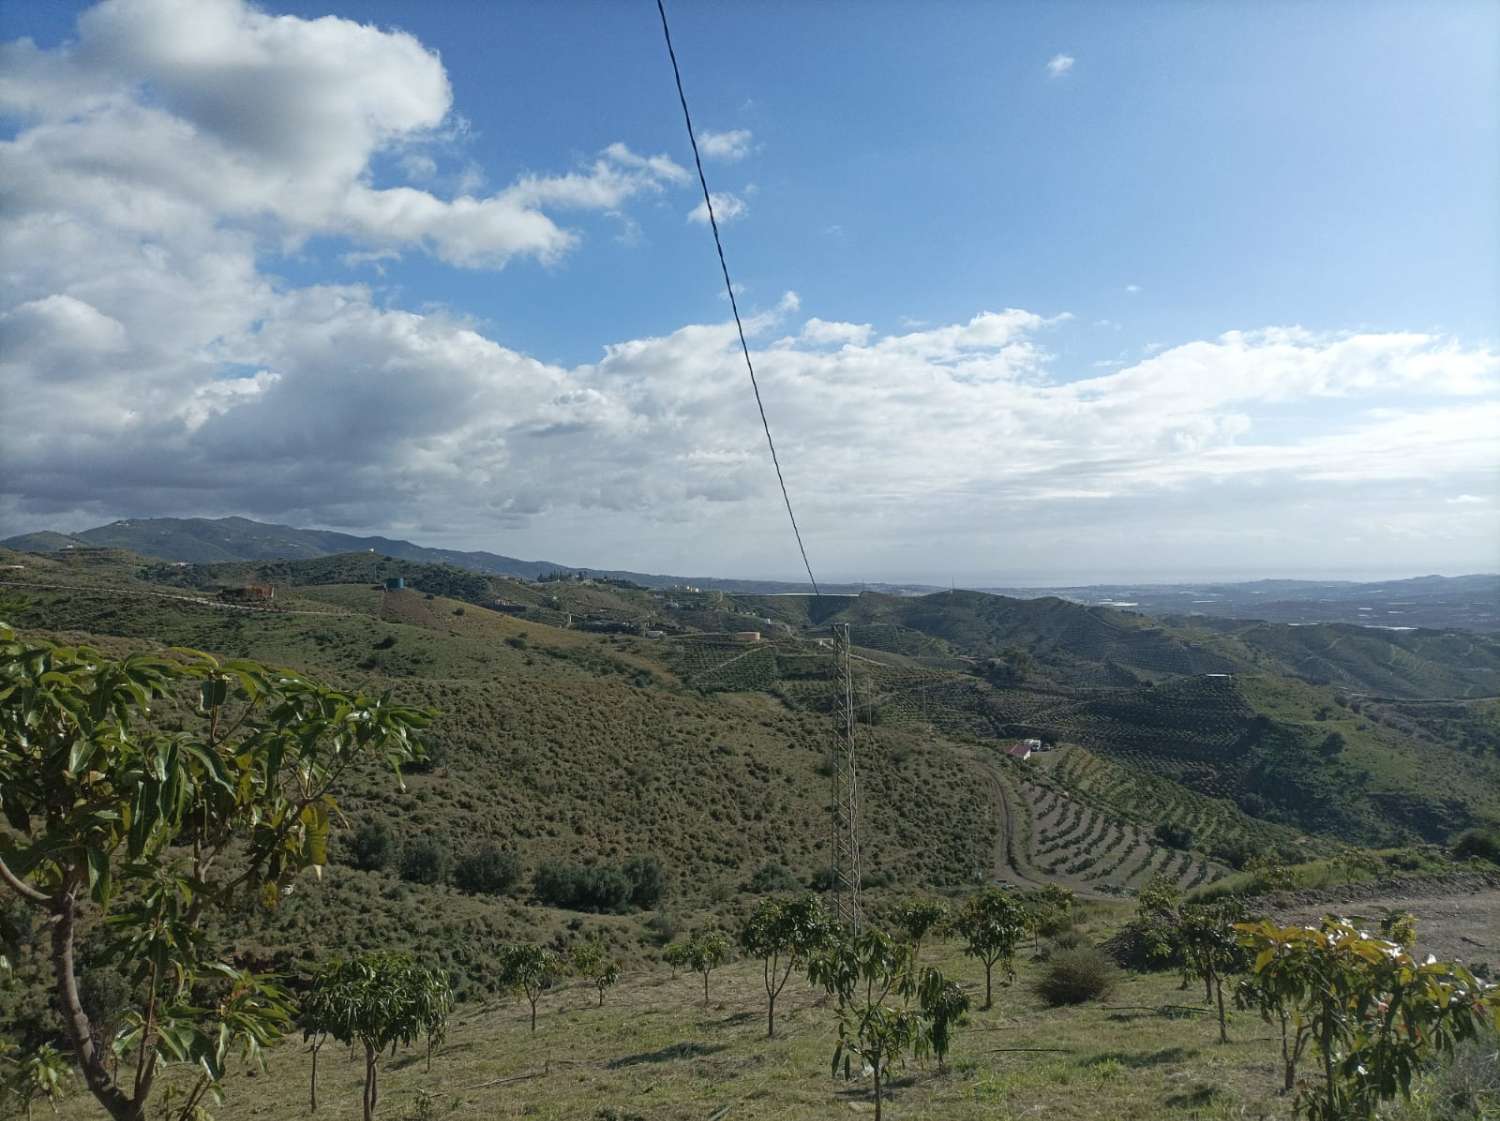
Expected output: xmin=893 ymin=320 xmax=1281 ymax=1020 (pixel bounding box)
xmin=1 ymin=0 xmax=1496 ymax=582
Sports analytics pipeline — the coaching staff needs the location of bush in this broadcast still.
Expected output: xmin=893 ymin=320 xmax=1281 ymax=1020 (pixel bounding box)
xmin=808 ymin=865 xmax=839 ymax=892
xmin=347 ymin=821 xmax=395 ymax=871
xmin=454 ymin=844 xmax=521 ymax=895
xmin=746 ymin=861 xmax=801 ymax=894
xmin=400 ymin=837 xmax=451 ymax=885
xmin=1035 ymin=946 xmax=1118 ymax=1005
xmin=533 ymin=861 xmax=634 ymax=912
xmin=1453 ymin=827 xmax=1500 ymax=866
xmin=1154 ymin=821 xmax=1194 ymax=851
xmin=621 ymin=854 xmax=666 ymax=908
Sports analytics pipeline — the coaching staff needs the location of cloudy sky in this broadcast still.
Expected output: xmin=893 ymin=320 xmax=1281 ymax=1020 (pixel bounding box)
xmin=1 ymin=0 xmax=1496 ymax=584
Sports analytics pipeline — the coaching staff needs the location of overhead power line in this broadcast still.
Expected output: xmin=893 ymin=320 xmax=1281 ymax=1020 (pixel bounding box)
xmin=654 ymin=0 xmax=821 ymax=598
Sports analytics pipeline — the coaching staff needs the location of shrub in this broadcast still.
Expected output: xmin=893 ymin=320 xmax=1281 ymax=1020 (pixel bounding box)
xmin=747 ymin=861 xmax=801 ymax=894
xmin=808 ymin=865 xmax=839 ymax=892
xmin=347 ymin=821 xmax=396 ymax=871
xmin=400 ymin=837 xmax=451 ymax=885
xmin=1035 ymin=946 xmax=1118 ymax=1005
xmin=1453 ymin=827 xmax=1500 ymax=866
xmin=533 ymin=861 xmax=634 ymax=912
xmin=621 ymin=854 xmax=666 ymax=908
xmin=1154 ymin=821 xmax=1195 ymax=851
xmin=454 ymin=844 xmax=521 ymax=895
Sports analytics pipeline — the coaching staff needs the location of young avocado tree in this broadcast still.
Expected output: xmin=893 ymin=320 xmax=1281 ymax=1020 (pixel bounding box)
xmin=685 ymin=930 xmax=732 ymax=1009
xmin=0 ymin=625 xmax=428 ymax=1121
xmin=953 ymin=886 xmax=1028 ymax=1010
xmin=570 ymin=937 xmax=622 ymax=1007
xmin=302 ymin=952 xmax=452 ymax=1121
xmin=1232 ymin=927 xmax=1319 ymax=1094
xmin=738 ymin=894 xmax=832 ymax=1037
xmin=497 ymin=944 xmax=564 ymax=1032
xmin=1024 ymin=884 xmax=1075 ymax=953
xmin=1179 ymin=901 xmax=1248 ymax=1044
xmin=1237 ymin=917 xmax=1498 ymax=1120
xmin=914 ymin=966 xmax=970 ymax=1073
xmin=808 ymin=927 xmax=924 ymax=1121
xmin=890 ymin=898 xmax=949 ymax=964
xmin=2 ymin=1041 xmax=71 ymax=1120
xmin=661 ymin=941 xmax=691 ymax=979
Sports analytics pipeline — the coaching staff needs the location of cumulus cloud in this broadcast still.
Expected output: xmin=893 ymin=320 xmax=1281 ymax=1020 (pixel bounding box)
xmin=1046 ymin=53 xmax=1075 ymax=77
xmin=801 ymin=319 xmax=873 ymax=346
xmin=687 ymin=191 xmax=749 ymax=225
xmin=0 ymin=0 xmax=687 ymax=269
xmin=698 ymin=128 xmax=754 ymax=162
xmin=2 ymin=1 xmax=1496 ymax=580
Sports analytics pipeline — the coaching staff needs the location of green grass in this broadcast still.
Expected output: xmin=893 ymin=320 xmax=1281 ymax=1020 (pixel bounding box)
xmin=41 ymin=928 xmax=1308 ymax=1121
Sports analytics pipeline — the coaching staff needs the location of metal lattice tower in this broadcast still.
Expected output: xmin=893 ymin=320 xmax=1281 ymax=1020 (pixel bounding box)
xmin=830 ymin=623 xmax=864 ymax=927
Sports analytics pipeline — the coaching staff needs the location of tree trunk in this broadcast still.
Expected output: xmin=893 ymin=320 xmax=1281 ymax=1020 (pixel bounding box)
xmin=767 ymin=991 xmax=776 ymax=1038
xmin=702 ymin=971 xmax=710 ymax=1008
xmin=984 ymin=961 xmax=994 ymax=1010
xmin=598 ymin=987 xmax=605 ymax=1008
xmin=363 ymin=1043 xmax=378 ymax=1121
xmin=50 ymin=891 xmax=142 ymax=1121
xmin=873 ymin=1058 xmax=883 ymax=1121
xmin=1214 ymin=979 xmax=1227 ymax=1044
xmin=530 ymin=998 xmax=538 ymax=1033
xmin=309 ymin=1039 xmax=321 ymax=1111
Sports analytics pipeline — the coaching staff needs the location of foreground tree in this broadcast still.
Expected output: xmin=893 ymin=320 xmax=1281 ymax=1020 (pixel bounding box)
xmin=685 ymin=930 xmax=732 ymax=1009
xmin=808 ymin=928 xmax=925 ymax=1121
xmin=953 ymin=886 xmax=1028 ymax=1009
xmin=497 ymin=944 xmax=564 ymax=1032
xmin=738 ymin=894 xmax=831 ymax=1037
xmin=302 ymin=953 xmax=452 ymax=1121
xmin=1236 ymin=917 xmax=1498 ymax=1121
xmin=0 ymin=625 xmax=428 ymax=1121
xmin=890 ymin=898 xmax=949 ymax=964
xmin=914 ymin=966 xmax=970 ymax=1073
xmin=1179 ymin=901 xmax=1248 ymax=1044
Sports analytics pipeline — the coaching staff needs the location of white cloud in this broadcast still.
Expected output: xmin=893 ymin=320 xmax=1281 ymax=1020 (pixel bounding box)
xmin=688 ymin=191 xmax=748 ymax=225
xmin=1046 ymin=53 xmax=1075 ymax=78
xmin=0 ymin=0 xmax=687 ymax=271
xmin=2 ymin=1 xmax=1496 ymax=580
xmin=801 ymin=318 xmax=873 ymax=346
xmin=698 ymin=128 xmax=754 ymax=162
xmin=1125 ymin=284 xmax=1142 ymax=293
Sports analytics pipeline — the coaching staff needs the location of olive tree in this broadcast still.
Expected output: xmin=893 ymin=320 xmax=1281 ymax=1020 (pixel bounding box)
xmin=737 ymin=894 xmax=831 ymax=1037
xmin=890 ymin=898 xmax=948 ymax=964
xmin=953 ymin=886 xmax=1028 ymax=1010
xmin=497 ymin=944 xmax=564 ymax=1032
xmin=0 ymin=626 xmax=428 ymax=1121
xmin=685 ymin=930 xmax=732 ymax=1009
xmin=301 ymin=953 xmax=452 ymax=1121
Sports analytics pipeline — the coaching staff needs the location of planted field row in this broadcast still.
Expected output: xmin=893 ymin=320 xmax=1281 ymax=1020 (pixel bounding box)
xmin=1021 ymin=781 xmax=1223 ymax=892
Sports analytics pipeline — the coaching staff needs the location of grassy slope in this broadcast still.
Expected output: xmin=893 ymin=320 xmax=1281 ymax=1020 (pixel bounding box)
xmin=44 ymin=910 xmax=1317 ymax=1121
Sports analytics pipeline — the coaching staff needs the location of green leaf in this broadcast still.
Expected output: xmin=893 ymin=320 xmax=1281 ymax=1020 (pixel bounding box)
xmin=86 ymin=845 xmax=112 ymax=905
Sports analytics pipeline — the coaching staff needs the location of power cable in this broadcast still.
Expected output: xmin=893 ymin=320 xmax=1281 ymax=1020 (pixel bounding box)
xmin=654 ymin=0 xmax=821 ymax=598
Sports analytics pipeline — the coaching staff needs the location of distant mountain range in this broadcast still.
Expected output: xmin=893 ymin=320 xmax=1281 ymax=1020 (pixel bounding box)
xmin=4 ymin=516 xmax=1494 ymax=630
xmin=0 ymin=516 xmax=916 ymax=596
